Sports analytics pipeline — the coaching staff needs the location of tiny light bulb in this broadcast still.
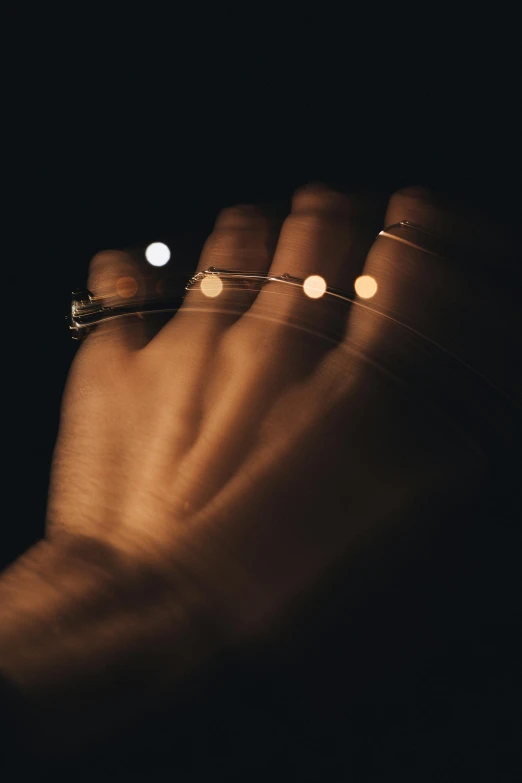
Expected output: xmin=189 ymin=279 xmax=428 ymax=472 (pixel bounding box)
xmin=145 ymin=242 xmax=171 ymax=267
xmin=303 ymin=275 xmax=327 ymax=299
xmin=354 ymin=275 xmax=378 ymax=299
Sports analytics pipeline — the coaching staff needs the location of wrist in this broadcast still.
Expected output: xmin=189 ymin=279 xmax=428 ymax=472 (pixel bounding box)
xmin=0 ymin=536 xmax=229 ymax=755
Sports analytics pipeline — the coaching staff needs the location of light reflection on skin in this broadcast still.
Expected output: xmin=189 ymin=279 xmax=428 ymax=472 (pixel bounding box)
xmin=116 ymin=276 xmax=139 ymax=298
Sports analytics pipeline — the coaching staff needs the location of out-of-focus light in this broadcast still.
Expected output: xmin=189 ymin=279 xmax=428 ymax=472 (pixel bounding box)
xmin=201 ymin=275 xmax=223 ymax=298
xmin=116 ymin=276 xmax=138 ymax=298
xmin=354 ymin=275 xmax=378 ymax=299
xmin=303 ymin=275 xmax=327 ymax=299
xmin=145 ymin=242 xmax=171 ymax=267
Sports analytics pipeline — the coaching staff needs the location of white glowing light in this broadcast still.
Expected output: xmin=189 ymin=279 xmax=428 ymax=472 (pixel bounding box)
xmin=145 ymin=242 xmax=171 ymax=267
xmin=303 ymin=275 xmax=327 ymax=299
xmin=201 ymin=275 xmax=223 ymax=298
xmin=354 ymin=275 xmax=378 ymax=299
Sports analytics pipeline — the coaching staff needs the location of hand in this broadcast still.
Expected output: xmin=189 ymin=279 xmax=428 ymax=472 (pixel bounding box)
xmin=1 ymin=184 xmax=520 ymax=751
xmin=51 ymin=180 xmax=520 ymax=602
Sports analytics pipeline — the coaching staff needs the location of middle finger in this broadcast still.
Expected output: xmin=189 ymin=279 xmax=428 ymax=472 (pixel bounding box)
xmin=245 ymin=183 xmax=384 ymax=347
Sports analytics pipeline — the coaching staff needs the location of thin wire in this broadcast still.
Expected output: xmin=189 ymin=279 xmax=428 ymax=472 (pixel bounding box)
xmin=68 ymin=220 xmax=520 ymax=410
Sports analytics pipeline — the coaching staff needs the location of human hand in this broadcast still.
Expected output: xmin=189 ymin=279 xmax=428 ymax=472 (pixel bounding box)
xmin=51 ymin=180 xmax=520 ymax=604
xmin=1 ymin=184 xmax=520 ymax=750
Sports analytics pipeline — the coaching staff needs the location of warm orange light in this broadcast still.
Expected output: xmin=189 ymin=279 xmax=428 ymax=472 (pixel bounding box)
xmin=201 ymin=275 xmax=223 ymax=298
xmin=354 ymin=275 xmax=378 ymax=299
xmin=116 ymin=276 xmax=139 ymax=298
xmin=303 ymin=275 xmax=327 ymax=299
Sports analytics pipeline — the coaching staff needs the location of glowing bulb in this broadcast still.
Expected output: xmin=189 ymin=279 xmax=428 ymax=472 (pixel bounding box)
xmin=303 ymin=275 xmax=327 ymax=299
xmin=116 ymin=276 xmax=138 ymax=298
xmin=145 ymin=242 xmax=171 ymax=267
xmin=201 ymin=275 xmax=223 ymax=298
xmin=354 ymin=275 xmax=378 ymax=299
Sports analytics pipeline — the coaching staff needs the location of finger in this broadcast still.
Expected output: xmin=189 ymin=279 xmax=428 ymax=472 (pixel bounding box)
xmin=345 ymin=187 xmax=522 ymax=410
xmin=167 ymin=188 xmax=385 ymax=517
xmin=383 ymin=186 xmax=518 ymax=265
xmin=150 ymin=205 xmax=283 ymax=352
xmin=83 ymin=249 xmax=151 ymax=358
xmin=245 ymin=182 xmax=385 ymax=345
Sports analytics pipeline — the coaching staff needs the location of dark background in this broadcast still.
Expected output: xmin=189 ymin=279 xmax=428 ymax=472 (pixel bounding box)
xmin=2 ymin=17 xmax=521 ymax=779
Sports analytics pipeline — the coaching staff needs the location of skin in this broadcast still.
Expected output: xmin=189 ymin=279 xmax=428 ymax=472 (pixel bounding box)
xmin=0 ymin=184 xmax=519 ymax=756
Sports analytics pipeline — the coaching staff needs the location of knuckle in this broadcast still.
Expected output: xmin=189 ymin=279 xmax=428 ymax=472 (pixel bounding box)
xmin=214 ymin=204 xmax=266 ymax=229
xmin=202 ymin=207 xmax=274 ymax=265
xmin=88 ymin=250 xmax=136 ymax=282
xmin=200 ymin=230 xmax=262 ymax=267
xmin=88 ymin=249 xmax=134 ymax=273
xmin=386 ymin=186 xmax=438 ymax=214
xmin=87 ymin=251 xmax=144 ymax=298
xmin=291 ymin=182 xmax=352 ymax=215
xmin=283 ymin=211 xmax=331 ymax=238
xmin=202 ymin=231 xmax=238 ymax=258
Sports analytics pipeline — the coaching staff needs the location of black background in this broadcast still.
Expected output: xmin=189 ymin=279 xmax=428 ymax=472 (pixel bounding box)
xmin=2 ymin=15 xmax=521 ymax=779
